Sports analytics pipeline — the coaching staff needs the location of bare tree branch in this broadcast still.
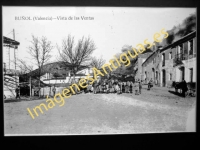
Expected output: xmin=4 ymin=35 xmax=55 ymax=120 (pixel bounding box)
xmin=27 ymin=35 xmax=53 ymax=97
xmin=90 ymin=56 xmax=106 ymax=70
xmin=57 ymin=35 xmax=96 ymax=80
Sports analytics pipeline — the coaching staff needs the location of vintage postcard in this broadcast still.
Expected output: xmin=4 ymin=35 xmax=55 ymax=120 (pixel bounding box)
xmin=3 ymin=6 xmax=196 ymax=135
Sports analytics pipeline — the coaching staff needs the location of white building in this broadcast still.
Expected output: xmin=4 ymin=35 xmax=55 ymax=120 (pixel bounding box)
xmin=41 ymin=67 xmax=94 ymax=85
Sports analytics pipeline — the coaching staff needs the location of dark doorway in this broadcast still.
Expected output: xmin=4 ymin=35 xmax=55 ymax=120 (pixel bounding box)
xmin=179 ymin=67 xmax=185 ymax=81
xmin=152 ymin=68 xmax=155 ymax=83
xmin=190 ymin=68 xmax=193 ymax=82
xmin=162 ymin=69 xmax=166 ymax=87
xmin=145 ymin=71 xmax=147 ymax=84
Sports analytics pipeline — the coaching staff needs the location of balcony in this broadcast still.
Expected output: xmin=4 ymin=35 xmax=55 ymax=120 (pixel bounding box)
xmin=173 ymin=53 xmax=186 ymax=66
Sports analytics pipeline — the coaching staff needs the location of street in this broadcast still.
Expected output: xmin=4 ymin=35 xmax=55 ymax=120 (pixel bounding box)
xmin=4 ymin=85 xmax=196 ymax=135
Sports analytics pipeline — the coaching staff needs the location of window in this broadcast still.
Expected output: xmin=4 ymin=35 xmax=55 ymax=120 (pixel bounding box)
xmin=169 ymin=52 xmax=172 ymax=59
xmin=169 ymin=73 xmax=172 ymax=80
xmin=179 ymin=44 xmax=183 ymax=54
xmin=189 ymin=40 xmax=193 ymax=55
xmin=162 ymin=53 xmax=165 ymax=66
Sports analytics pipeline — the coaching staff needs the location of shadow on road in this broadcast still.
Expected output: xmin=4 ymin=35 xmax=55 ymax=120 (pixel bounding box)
xmin=4 ymin=97 xmax=46 ymax=103
xmin=168 ymin=90 xmax=183 ymax=97
xmin=4 ymin=99 xmax=26 ymax=103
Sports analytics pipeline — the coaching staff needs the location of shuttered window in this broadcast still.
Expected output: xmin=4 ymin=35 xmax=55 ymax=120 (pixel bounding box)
xmin=189 ymin=40 xmax=193 ymax=55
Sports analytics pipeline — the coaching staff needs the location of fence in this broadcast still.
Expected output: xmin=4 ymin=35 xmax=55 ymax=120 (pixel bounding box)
xmin=38 ymin=86 xmax=66 ymax=97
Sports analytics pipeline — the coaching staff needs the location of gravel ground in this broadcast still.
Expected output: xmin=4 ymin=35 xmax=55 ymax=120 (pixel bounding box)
xmin=4 ymin=85 xmax=196 ymax=135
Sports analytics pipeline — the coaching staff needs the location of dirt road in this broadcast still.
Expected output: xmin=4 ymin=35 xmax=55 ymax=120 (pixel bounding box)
xmin=4 ymin=86 xmax=196 ymax=135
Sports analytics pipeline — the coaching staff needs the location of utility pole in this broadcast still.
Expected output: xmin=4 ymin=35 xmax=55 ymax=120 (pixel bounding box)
xmin=8 ymin=47 xmax=10 ymax=69
xmin=13 ymin=29 xmax=17 ymax=88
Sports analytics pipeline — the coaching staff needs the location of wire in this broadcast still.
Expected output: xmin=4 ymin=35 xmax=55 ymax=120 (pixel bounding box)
xmin=5 ymin=30 xmax=13 ymax=37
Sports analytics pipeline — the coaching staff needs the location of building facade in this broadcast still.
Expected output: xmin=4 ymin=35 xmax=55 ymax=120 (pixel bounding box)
xmin=134 ymin=52 xmax=153 ymax=82
xmin=142 ymin=31 xmax=196 ymax=87
xmin=41 ymin=67 xmax=94 ymax=85
xmin=3 ymin=36 xmax=20 ymax=99
xmin=142 ymin=49 xmax=161 ymax=85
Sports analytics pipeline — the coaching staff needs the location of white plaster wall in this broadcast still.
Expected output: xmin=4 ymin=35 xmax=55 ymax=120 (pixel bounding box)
xmin=183 ymin=58 xmax=196 ymax=82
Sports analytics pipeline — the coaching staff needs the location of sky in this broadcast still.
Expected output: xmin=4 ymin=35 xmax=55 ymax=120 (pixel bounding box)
xmin=3 ymin=7 xmax=196 ymax=69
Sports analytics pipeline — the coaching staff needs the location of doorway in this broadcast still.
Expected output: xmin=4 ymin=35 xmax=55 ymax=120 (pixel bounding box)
xmin=190 ymin=68 xmax=193 ymax=83
xmin=152 ymin=68 xmax=155 ymax=83
xmin=179 ymin=67 xmax=185 ymax=81
xmin=156 ymin=71 xmax=158 ymax=84
xmin=162 ymin=69 xmax=166 ymax=87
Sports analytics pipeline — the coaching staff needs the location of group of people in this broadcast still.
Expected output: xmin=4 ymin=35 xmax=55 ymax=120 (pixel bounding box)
xmin=78 ymin=78 xmax=144 ymax=95
xmin=14 ymin=78 xmax=154 ymax=99
xmin=14 ymin=77 xmax=191 ymax=99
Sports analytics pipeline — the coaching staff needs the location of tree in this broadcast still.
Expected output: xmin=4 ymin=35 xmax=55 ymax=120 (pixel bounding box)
xmin=111 ymin=45 xmax=137 ymax=78
xmin=90 ymin=56 xmax=106 ymax=69
xmin=16 ymin=58 xmax=34 ymax=75
xmin=28 ymin=35 xmax=53 ymax=97
xmin=57 ymin=35 xmax=96 ymax=82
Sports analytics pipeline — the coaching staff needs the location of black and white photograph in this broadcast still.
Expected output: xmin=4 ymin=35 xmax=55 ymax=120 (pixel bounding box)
xmin=3 ymin=6 xmax=196 ymax=135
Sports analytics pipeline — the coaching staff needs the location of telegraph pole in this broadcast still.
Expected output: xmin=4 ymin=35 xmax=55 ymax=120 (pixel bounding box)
xmin=13 ymin=29 xmax=17 ymax=88
xmin=13 ymin=29 xmax=18 ymax=88
xmin=8 ymin=47 xmax=10 ymax=69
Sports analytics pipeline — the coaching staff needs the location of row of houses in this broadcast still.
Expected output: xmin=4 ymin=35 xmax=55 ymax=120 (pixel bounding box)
xmin=134 ymin=31 xmax=196 ymax=87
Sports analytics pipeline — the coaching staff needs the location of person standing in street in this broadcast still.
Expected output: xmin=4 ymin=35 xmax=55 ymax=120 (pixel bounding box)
xmin=15 ymin=86 xmax=21 ymax=99
xmin=182 ymin=79 xmax=188 ymax=98
xmin=130 ymin=81 xmax=133 ymax=93
xmin=52 ymin=85 xmax=56 ymax=96
xmin=124 ymin=81 xmax=127 ymax=93
xmin=148 ymin=78 xmax=153 ymax=90
xmin=127 ymin=81 xmax=130 ymax=93
xmin=118 ymin=80 xmax=122 ymax=94
xmin=93 ymin=80 xmax=98 ymax=94
xmin=139 ymin=79 xmax=142 ymax=94
xmin=108 ymin=80 xmax=112 ymax=93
